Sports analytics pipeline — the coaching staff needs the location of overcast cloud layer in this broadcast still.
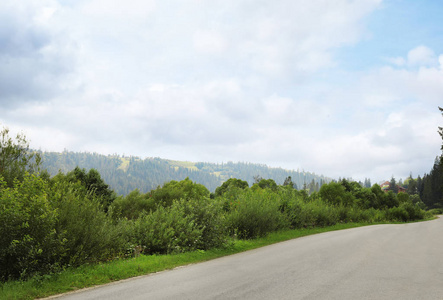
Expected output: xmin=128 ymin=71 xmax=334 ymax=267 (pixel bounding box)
xmin=1 ymin=0 xmax=442 ymax=183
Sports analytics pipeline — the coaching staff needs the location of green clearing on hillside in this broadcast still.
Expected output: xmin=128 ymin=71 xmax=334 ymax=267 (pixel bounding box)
xmin=117 ymin=157 xmax=130 ymax=172
xmin=166 ymin=160 xmax=199 ymax=171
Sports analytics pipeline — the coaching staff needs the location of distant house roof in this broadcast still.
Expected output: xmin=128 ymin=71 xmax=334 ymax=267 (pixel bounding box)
xmin=380 ymin=181 xmax=390 ymax=189
xmin=379 ymin=181 xmax=406 ymax=193
xmin=398 ymin=186 xmax=406 ymax=192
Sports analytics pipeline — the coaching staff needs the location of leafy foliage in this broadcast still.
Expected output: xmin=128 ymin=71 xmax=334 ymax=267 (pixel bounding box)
xmin=226 ymin=189 xmax=288 ymax=239
xmin=415 ymin=108 xmax=443 ymax=208
xmin=0 ymin=174 xmax=62 ymax=281
xmin=130 ymin=196 xmax=226 ymax=254
xmin=148 ymin=177 xmax=210 ymax=208
xmin=48 ymin=178 xmax=126 ymax=267
xmin=130 ymin=203 xmax=202 ymax=254
xmin=252 ymin=178 xmax=278 ymax=191
xmin=0 ymin=127 xmax=41 ymax=187
xmin=110 ymin=189 xmax=153 ymax=220
xmin=214 ymin=178 xmax=249 ymax=197
xmin=319 ymin=182 xmax=354 ymax=206
xmin=64 ymin=167 xmax=117 ymax=211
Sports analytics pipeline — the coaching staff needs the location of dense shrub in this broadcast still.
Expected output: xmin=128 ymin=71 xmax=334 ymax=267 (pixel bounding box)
xmin=354 ymin=188 xmax=379 ymax=209
xmin=130 ymin=196 xmax=226 ymax=254
xmin=180 ymin=197 xmax=226 ymax=250
xmin=215 ymin=178 xmax=249 ymax=197
xmin=252 ymin=179 xmax=278 ymax=191
xmin=400 ymin=202 xmax=426 ymax=220
xmin=319 ymin=182 xmax=355 ymax=206
xmin=283 ymin=196 xmax=387 ymax=228
xmin=428 ymin=207 xmax=443 ymax=214
xmin=64 ymin=167 xmax=117 ymax=211
xmin=225 ymin=189 xmax=288 ymax=239
xmin=0 ymin=174 xmax=63 ymax=280
xmin=148 ymin=177 xmax=210 ymax=208
xmin=385 ymin=206 xmax=410 ymax=222
xmin=109 ymin=189 xmax=153 ymax=220
xmin=311 ymin=203 xmax=340 ymax=227
xmin=130 ymin=203 xmax=202 ymax=254
xmin=49 ymin=179 xmax=127 ymax=267
xmin=383 ymin=201 xmax=427 ymax=222
xmin=0 ymin=127 xmax=41 ymax=188
xmin=284 ymin=198 xmax=339 ymax=228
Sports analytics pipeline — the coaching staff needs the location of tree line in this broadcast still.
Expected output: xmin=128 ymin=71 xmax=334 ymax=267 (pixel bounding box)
xmin=39 ymin=151 xmax=331 ymax=195
xmin=386 ymin=107 xmax=443 ymax=209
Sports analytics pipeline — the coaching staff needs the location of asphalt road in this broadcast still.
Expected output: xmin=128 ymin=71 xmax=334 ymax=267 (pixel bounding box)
xmin=54 ymin=217 xmax=443 ymax=300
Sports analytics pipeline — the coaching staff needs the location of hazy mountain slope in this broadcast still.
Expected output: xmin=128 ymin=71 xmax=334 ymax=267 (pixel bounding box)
xmin=40 ymin=151 xmax=331 ymax=194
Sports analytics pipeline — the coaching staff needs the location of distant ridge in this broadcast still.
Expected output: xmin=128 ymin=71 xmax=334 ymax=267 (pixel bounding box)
xmin=39 ymin=151 xmax=332 ymax=195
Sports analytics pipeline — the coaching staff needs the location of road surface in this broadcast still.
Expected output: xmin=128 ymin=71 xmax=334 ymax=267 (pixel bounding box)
xmin=53 ymin=217 xmax=443 ymax=299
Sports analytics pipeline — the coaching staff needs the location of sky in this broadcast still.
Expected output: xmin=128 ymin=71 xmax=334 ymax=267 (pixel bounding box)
xmin=1 ymin=0 xmax=443 ymax=184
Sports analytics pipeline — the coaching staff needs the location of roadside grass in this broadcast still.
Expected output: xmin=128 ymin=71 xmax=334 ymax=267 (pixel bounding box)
xmin=0 ymin=220 xmax=435 ymax=300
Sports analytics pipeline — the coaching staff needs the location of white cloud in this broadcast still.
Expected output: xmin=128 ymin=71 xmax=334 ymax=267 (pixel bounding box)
xmin=385 ymin=56 xmax=406 ymax=66
xmin=407 ymin=45 xmax=437 ymax=67
xmin=2 ymin=0 xmax=443 ymax=185
xmin=193 ymin=30 xmax=227 ymax=55
xmin=0 ymin=1 xmax=78 ymax=106
xmin=80 ymin=0 xmax=156 ymax=19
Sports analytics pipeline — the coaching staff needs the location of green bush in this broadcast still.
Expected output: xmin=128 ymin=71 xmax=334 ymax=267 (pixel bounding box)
xmin=354 ymin=188 xmax=379 ymax=209
xmin=130 ymin=196 xmax=227 ymax=254
xmin=109 ymin=189 xmax=153 ymax=220
xmin=215 ymin=178 xmax=248 ymax=197
xmin=0 ymin=127 xmax=41 ymax=188
xmin=148 ymin=178 xmax=210 ymax=208
xmin=313 ymin=204 xmax=340 ymax=226
xmin=49 ymin=180 xmax=126 ymax=267
xmin=225 ymin=189 xmax=288 ymax=239
xmin=0 ymin=174 xmax=63 ymax=280
xmin=400 ymin=202 xmax=425 ymax=220
xmin=252 ymin=178 xmax=278 ymax=191
xmin=179 ymin=197 xmax=227 ymax=250
xmin=283 ymin=195 xmax=388 ymax=228
xmin=64 ymin=167 xmax=116 ymax=211
xmin=428 ymin=208 xmax=443 ymax=214
xmin=385 ymin=206 xmax=409 ymax=222
xmin=383 ymin=201 xmax=428 ymax=222
xmin=288 ymin=199 xmax=339 ymax=228
xmin=319 ymin=182 xmax=355 ymax=207
xmin=131 ymin=203 xmax=202 ymax=254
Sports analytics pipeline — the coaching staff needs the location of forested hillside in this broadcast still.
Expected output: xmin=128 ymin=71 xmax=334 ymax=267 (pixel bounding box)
xmin=39 ymin=151 xmax=331 ymax=194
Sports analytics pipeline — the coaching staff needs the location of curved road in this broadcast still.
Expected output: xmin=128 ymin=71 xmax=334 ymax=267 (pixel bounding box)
xmin=54 ymin=217 xmax=443 ymax=299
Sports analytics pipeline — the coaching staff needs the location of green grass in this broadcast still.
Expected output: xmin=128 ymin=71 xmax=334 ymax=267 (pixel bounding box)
xmin=0 ymin=220 xmax=433 ymax=300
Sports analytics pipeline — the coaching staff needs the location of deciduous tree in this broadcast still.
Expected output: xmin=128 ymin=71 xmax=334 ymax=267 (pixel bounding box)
xmin=0 ymin=126 xmax=41 ymax=187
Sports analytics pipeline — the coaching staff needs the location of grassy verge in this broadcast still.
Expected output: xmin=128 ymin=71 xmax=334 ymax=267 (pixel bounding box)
xmin=0 ymin=221 xmax=429 ymax=300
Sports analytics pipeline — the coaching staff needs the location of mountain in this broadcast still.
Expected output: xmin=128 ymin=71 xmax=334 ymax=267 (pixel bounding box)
xmin=39 ymin=151 xmax=332 ymax=195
